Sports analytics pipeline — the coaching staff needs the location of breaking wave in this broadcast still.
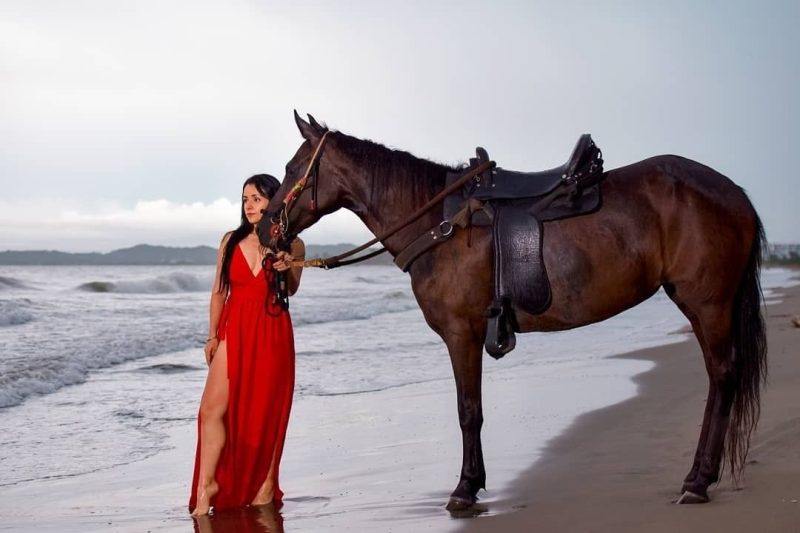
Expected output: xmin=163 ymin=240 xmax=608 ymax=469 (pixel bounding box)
xmin=78 ymin=272 xmax=210 ymax=294
xmin=0 ymin=276 xmax=30 ymax=290
xmin=292 ymin=289 xmax=418 ymax=326
xmin=0 ymin=299 xmax=34 ymax=327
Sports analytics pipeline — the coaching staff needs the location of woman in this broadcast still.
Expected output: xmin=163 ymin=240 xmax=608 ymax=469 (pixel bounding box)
xmin=189 ymin=174 xmax=305 ymax=516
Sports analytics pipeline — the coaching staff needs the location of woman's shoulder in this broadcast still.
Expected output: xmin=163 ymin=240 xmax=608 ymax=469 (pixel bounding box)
xmin=216 ymin=232 xmax=235 ymax=256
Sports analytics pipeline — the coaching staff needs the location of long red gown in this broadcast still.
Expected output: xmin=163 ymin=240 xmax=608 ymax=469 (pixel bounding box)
xmin=189 ymin=245 xmax=295 ymax=512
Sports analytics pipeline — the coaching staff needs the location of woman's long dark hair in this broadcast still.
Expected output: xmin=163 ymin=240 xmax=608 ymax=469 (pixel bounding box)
xmin=217 ymin=174 xmax=281 ymax=294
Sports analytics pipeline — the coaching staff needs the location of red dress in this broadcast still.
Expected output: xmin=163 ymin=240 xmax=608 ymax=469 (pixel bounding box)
xmin=189 ymin=245 xmax=295 ymax=512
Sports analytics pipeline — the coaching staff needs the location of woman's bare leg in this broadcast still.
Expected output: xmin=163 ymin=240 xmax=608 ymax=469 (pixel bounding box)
xmin=192 ymin=341 xmax=229 ymax=516
xmin=251 ymin=446 xmax=279 ymax=506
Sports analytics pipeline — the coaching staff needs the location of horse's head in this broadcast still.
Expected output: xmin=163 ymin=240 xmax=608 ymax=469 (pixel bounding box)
xmin=259 ymin=111 xmax=348 ymax=250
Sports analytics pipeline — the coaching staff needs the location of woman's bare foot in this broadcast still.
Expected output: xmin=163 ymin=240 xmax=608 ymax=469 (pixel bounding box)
xmin=191 ymin=480 xmax=219 ymax=516
xmin=251 ymin=480 xmax=275 ymax=506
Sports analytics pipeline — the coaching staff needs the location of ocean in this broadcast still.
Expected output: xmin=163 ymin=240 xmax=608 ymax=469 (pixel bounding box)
xmin=0 ymin=264 xmax=795 ymax=531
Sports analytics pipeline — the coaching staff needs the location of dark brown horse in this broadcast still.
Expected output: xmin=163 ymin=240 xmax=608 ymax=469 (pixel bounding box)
xmin=259 ymin=112 xmax=766 ymax=510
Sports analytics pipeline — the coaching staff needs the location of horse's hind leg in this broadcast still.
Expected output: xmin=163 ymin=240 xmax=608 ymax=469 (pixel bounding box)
xmin=667 ymin=288 xmax=736 ymax=503
xmin=683 ymin=310 xmax=736 ymax=503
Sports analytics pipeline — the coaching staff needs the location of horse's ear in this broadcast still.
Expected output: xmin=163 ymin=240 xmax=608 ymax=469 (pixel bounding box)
xmin=294 ymin=109 xmax=319 ymax=142
xmin=307 ymin=114 xmax=327 ymax=134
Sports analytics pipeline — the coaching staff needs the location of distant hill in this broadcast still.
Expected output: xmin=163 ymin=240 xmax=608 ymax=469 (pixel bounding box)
xmin=0 ymin=243 xmax=394 ymax=266
xmin=0 ymin=245 xmax=216 ymax=265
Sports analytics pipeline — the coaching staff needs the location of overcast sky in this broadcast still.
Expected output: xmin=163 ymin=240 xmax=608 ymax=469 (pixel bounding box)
xmin=1 ymin=0 xmax=798 ymax=252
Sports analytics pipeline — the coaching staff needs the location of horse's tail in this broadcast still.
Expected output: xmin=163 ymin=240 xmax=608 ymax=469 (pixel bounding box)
xmin=726 ymin=211 xmax=767 ymax=480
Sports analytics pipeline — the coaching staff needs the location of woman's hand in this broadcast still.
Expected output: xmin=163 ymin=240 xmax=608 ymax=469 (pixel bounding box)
xmin=273 ymin=251 xmax=294 ymax=272
xmin=204 ymin=337 xmax=219 ymax=365
xmin=271 ymin=239 xmax=304 ymax=295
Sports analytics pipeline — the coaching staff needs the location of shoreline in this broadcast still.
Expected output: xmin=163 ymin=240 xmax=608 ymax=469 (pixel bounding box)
xmin=461 ymin=282 xmax=800 ymax=532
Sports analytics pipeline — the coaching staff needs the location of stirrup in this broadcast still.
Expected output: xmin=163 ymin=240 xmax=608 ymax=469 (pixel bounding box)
xmin=484 ymin=302 xmax=516 ymax=359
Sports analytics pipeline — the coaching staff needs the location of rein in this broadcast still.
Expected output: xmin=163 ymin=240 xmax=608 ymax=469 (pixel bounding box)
xmin=290 ymin=159 xmax=496 ymax=270
xmin=271 ymin=131 xmax=495 ymax=270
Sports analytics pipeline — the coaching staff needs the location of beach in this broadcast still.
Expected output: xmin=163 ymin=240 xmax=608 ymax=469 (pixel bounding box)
xmin=0 ymin=268 xmax=797 ymax=532
xmin=461 ymin=281 xmax=800 ymax=533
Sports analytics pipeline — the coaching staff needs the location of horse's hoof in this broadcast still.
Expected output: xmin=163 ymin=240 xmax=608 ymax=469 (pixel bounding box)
xmin=446 ymin=495 xmax=475 ymax=512
xmin=446 ymin=496 xmax=487 ymax=517
xmin=676 ymin=490 xmax=710 ymax=504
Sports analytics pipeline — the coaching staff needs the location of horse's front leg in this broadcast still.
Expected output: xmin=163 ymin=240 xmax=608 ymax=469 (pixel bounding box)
xmin=443 ymin=330 xmax=486 ymax=511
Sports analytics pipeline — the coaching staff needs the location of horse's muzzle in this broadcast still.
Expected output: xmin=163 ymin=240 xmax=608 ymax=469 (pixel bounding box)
xmin=256 ymin=208 xmax=283 ymax=249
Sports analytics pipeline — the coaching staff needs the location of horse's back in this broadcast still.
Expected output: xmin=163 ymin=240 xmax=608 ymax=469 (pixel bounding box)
xmin=614 ymin=154 xmax=754 ymax=214
xmin=617 ymin=155 xmax=758 ymax=279
xmin=519 ymin=154 xmax=758 ymax=332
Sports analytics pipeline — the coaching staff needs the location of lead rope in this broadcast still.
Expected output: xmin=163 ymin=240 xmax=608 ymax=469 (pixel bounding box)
xmin=262 ymin=254 xmax=289 ymax=315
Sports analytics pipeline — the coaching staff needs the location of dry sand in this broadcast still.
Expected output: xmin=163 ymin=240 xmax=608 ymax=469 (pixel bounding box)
xmin=461 ymin=283 xmax=800 ymax=533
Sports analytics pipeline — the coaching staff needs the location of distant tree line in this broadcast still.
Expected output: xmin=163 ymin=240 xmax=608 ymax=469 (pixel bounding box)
xmin=765 ymin=251 xmax=800 ymax=267
xmin=0 ymin=243 xmax=393 ymax=266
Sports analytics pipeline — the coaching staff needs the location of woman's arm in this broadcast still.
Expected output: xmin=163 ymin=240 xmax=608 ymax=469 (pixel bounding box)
xmin=286 ymin=238 xmax=305 ymax=296
xmin=274 ymin=238 xmax=305 ymax=296
xmin=204 ymin=233 xmax=230 ymax=364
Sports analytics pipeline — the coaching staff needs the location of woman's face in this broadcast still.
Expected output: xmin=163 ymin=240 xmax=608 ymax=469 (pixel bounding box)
xmin=242 ymin=183 xmax=268 ymax=225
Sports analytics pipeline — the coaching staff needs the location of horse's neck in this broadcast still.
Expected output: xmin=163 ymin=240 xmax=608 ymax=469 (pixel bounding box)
xmin=346 ymin=161 xmax=450 ymax=255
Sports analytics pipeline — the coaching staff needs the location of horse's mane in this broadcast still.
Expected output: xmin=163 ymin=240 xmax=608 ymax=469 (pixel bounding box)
xmin=332 ymin=130 xmax=464 ymax=203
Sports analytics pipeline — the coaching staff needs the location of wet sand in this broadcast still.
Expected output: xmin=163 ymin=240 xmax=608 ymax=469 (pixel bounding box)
xmin=461 ymin=283 xmax=800 ymax=533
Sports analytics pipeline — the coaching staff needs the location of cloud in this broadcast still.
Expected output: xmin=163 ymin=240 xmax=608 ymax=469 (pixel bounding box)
xmin=0 ymin=198 xmax=373 ymax=252
xmin=58 ymin=198 xmax=238 ymax=230
xmin=2 ymin=1 xmax=796 ymax=247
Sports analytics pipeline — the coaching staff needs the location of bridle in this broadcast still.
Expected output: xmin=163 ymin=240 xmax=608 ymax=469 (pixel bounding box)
xmin=268 ymin=130 xmax=331 ymax=245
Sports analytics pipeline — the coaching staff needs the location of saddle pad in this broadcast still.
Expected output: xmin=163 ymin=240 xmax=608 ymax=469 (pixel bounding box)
xmin=493 ymin=204 xmax=552 ymax=316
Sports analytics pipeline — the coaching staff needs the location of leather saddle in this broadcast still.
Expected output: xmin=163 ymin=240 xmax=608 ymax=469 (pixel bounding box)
xmin=444 ymin=134 xmax=604 ymax=225
xmin=444 ymin=134 xmax=605 ymax=359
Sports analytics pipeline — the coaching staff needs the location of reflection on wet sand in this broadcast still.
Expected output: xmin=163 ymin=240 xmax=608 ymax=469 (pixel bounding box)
xmin=192 ymin=503 xmax=284 ymax=533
